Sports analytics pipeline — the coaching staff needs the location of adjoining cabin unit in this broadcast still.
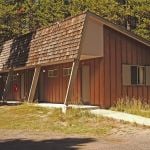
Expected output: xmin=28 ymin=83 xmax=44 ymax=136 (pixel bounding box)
xmin=0 ymin=11 xmax=150 ymax=108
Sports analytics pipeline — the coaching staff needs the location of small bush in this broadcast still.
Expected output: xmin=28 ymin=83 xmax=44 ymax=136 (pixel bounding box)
xmin=112 ymin=97 xmax=150 ymax=118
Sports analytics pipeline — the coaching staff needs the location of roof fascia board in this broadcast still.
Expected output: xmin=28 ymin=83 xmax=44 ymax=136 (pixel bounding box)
xmin=0 ymin=58 xmax=74 ymax=73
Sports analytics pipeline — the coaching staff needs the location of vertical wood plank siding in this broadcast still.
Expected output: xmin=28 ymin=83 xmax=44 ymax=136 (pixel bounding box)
xmin=40 ymin=63 xmax=82 ymax=104
xmin=1 ymin=25 xmax=149 ymax=107
xmin=103 ymin=25 xmax=150 ymax=107
xmin=0 ymin=73 xmax=5 ymax=100
xmin=30 ymin=59 xmax=104 ymax=105
xmin=0 ymin=70 xmax=33 ymax=101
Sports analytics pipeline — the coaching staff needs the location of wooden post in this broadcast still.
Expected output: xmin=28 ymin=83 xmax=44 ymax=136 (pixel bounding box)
xmin=64 ymin=58 xmax=80 ymax=106
xmin=28 ymin=66 xmax=41 ymax=103
xmin=2 ymin=69 xmax=13 ymax=102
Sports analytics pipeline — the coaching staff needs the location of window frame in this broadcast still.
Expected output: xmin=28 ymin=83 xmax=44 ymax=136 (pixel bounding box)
xmin=63 ymin=67 xmax=72 ymax=77
xmin=48 ymin=69 xmax=58 ymax=78
xmin=122 ymin=64 xmax=146 ymax=86
xmin=131 ymin=65 xmax=146 ymax=85
xmin=13 ymin=75 xmax=18 ymax=81
xmin=138 ymin=66 xmax=145 ymax=85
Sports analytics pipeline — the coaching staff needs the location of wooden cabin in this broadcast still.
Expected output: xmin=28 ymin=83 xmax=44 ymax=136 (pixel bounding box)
xmin=0 ymin=11 xmax=150 ymax=108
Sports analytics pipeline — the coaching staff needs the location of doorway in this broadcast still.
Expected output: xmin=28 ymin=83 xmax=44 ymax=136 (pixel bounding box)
xmin=21 ymin=73 xmax=25 ymax=100
xmin=81 ymin=65 xmax=90 ymax=104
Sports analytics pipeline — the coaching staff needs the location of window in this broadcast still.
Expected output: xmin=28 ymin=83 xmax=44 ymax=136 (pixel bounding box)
xmin=122 ymin=64 xmax=146 ymax=85
xmin=63 ymin=68 xmax=72 ymax=76
xmin=48 ymin=69 xmax=58 ymax=78
xmin=2 ymin=75 xmax=17 ymax=81
xmin=13 ymin=75 xmax=18 ymax=81
xmin=131 ymin=66 xmax=145 ymax=85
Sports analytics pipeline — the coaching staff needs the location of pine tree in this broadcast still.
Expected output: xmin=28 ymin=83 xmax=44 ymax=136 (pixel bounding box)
xmin=0 ymin=0 xmax=149 ymax=42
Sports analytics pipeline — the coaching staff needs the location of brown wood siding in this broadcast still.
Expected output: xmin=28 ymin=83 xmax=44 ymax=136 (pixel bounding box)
xmin=38 ymin=59 xmax=105 ymax=105
xmin=0 ymin=71 xmax=22 ymax=101
xmin=104 ymin=28 xmax=111 ymax=107
xmin=41 ymin=63 xmax=81 ymax=104
xmin=0 ymin=73 xmax=5 ymax=99
xmin=90 ymin=60 xmax=95 ymax=105
xmin=80 ymin=59 xmax=105 ymax=106
xmin=94 ymin=59 xmax=100 ymax=105
xmin=103 ymin=25 xmax=150 ymax=106
xmin=1 ymin=26 xmax=149 ymax=107
xmin=40 ymin=63 xmax=69 ymax=103
xmin=24 ymin=69 xmax=34 ymax=100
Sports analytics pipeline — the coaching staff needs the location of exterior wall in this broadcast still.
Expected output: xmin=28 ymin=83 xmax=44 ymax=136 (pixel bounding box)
xmin=0 ymin=72 xmax=21 ymax=100
xmin=81 ymin=17 xmax=104 ymax=57
xmin=0 ymin=69 xmax=33 ymax=101
xmin=23 ymin=69 xmax=34 ymax=100
xmin=38 ymin=59 xmax=104 ymax=105
xmin=1 ymin=25 xmax=149 ymax=108
xmin=81 ymin=58 xmax=105 ymax=106
xmin=0 ymin=74 xmax=5 ymax=100
xmin=0 ymin=60 xmax=104 ymax=105
xmin=103 ymin=25 xmax=150 ymax=108
xmin=39 ymin=63 xmax=81 ymax=104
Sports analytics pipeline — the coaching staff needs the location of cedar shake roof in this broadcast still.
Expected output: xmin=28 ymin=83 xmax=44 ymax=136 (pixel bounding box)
xmin=0 ymin=11 xmax=149 ymax=72
xmin=0 ymin=12 xmax=86 ymax=71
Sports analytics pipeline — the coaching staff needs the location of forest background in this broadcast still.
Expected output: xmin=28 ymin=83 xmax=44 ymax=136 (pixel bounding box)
xmin=0 ymin=0 xmax=149 ymax=43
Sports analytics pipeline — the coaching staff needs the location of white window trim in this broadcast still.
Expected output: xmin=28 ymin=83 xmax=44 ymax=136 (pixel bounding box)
xmin=122 ymin=64 xmax=146 ymax=86
xmin=146 ymin=66 xmax=150 ymax=86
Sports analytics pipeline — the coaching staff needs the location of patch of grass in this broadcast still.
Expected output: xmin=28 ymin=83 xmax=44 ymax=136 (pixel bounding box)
xmin=112 ymin=97 xmax=150 ymax=118
xmin=0 ymin=104 xmax=125 ymax=136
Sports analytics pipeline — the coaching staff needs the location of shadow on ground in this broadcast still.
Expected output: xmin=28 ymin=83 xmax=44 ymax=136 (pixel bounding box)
xmin=0 ymin=102 xmax=22 ymax=107
xmin=0 ymin=138 xmax=95 ymax=150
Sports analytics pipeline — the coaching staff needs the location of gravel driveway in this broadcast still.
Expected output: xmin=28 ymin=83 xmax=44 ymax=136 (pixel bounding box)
xmin=0 ymin=128 xmax=150 ymax=150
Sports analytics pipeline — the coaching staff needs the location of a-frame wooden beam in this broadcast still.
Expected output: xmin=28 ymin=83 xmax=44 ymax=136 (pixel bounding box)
xmin=28 ymin=66 xmax=41 ymax=103
xmin=2 ymin=69 xmax=13 ymax=102
xmin=64 ymin=58 xmax=80 ymax=106
xmin=63 ymin=14 xmax=88 ymax=106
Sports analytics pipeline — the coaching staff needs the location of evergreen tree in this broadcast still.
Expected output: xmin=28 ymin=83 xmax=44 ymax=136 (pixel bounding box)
xmin=0 ymin=0 xmax=149 ymax=43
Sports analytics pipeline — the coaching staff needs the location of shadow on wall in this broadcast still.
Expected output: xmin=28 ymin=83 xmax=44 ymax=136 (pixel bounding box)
xmin=0 ymin=138 xmax=95 ymax=150
xmin=3 ymin=32 xmax=35 ymax=69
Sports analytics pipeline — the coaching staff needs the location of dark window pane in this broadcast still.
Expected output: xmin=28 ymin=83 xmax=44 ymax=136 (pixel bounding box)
xmin=131 ymin=66 xmax=138 ymax=84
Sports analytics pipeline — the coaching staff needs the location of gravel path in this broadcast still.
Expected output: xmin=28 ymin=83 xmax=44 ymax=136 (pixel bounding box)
xmin=0 ymin=127 xmax=150 ymax=150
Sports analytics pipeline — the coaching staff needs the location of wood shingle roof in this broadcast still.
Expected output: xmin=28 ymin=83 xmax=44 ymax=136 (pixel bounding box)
xmin=0 ymin=11 xmax=149 ymax=72
xmin=0 ymin=12 xmax=86 ymax=72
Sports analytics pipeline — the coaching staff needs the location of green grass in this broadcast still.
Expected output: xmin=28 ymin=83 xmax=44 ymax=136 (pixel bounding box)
xmin=112 ymin=97 xmax=150 ymax=118
xmin=0 ymin=104 xmax=126 ymax=136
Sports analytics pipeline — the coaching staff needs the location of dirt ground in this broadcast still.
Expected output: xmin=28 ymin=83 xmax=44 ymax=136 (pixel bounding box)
xmin=0 ymin=126 xmax=150 ymax=150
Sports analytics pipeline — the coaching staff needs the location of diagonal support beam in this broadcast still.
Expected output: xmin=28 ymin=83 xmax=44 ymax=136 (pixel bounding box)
xmin=64 ymin=58 xmax=80 ymax=106
xmin=2 ymin=69 xmax=13 ymax=102
xmin=28 ymin=66 xmax=41 ymax=103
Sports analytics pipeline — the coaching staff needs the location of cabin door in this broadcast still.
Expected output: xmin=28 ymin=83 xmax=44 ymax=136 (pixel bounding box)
xmin=21 ymin=73 xmax=25 ymax=100
xmin=82 ymin=65 xmax=90 ymax=104
xmin=38 ymin=71 xmax=44 ymax=102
